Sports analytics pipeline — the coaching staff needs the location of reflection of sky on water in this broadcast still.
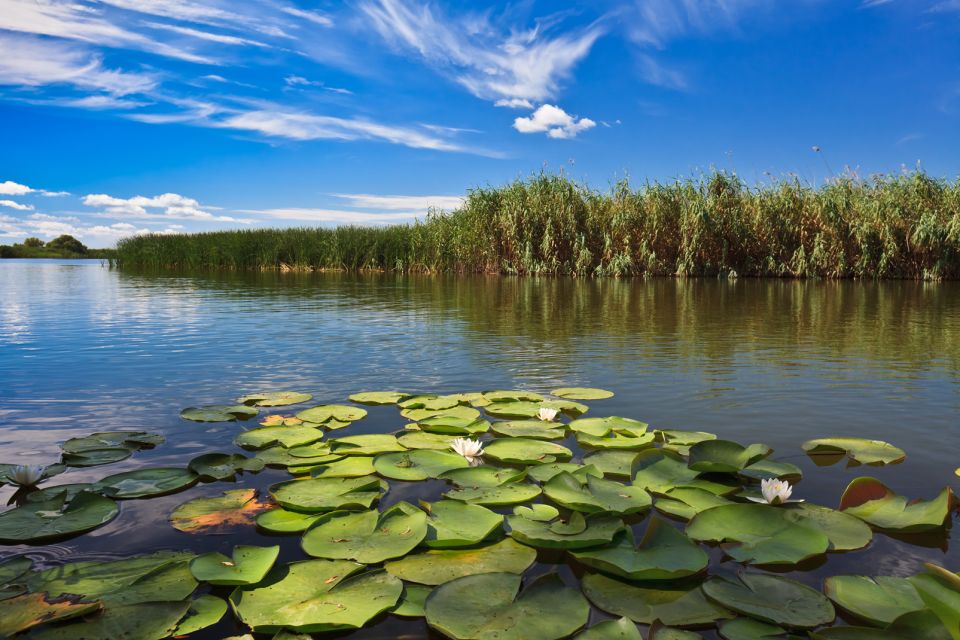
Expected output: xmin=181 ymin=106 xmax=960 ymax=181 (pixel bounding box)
xmin=0 ymin=259 xmax=958 ymax=637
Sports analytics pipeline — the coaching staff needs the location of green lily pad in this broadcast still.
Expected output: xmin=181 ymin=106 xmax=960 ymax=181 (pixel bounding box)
xmin=235 ymin=426 xmax=325 ymax=450
xmin=402 ymin=405 xmax=481 ymax=422
xmin=302 ymin=502 xmax=427 ymax=563
xmin=824 ymin=576 xmax=925 ymax=626
xmin=238 ymin=391 xmax=312 ymax=407
xmin=839 ymin=477 xmax=952 ymax=532
xmin=718 ymin=618 xmax=796 ymax=639
xmin=28 ymin=602 xmax=191 ymax=640
xmin=649 ymin=623 xmax=705 ymax=639
xmin=445 ymin=482 xmax=542 ymax=506
xmin=491 ymin=420 xmax=567 ymax=439
xmin=330 ymin=433 xmax=406 ymax=456
xmin=424 ymin=572 xmax=590 ymax=640
xmin=440 ymin=465 xmax=528 ymax=487
xmin=0 ymin=491 xmax=118 ymax=542
xmin=528 ymin=463 xmax=604 ymax=483
xmin=688 ymin=440 xmax=772 ymax=473
xmin=256 ymin=507 xmax=325 ymax=533
xmin=582 ymin=450 xmax=638 ymax=477
xmin=740 ymin=460 xmax=803 ymax=482
xmin=307 ymin=456 xmax=377 ymax=478
xmin=631 ymin=449 xmax=701 ymax=494
xmin=62 ymin=448 xmax=132 ymax=467
xmin=175 ymin=595 xmax=228 ymax=636
xmin=401 ymin=395 xmax=465 ymax=410
xmin=0 ymin=592 xmax=100 ymax=637
xmin=170 ymin=488 xmax=268 ymax=533
xmin=544 ymin=472 xmax=652 ymax=514
xmin=386 ymin=538 xmax=535 ymax=585
xmin=256 ymin=446 xmax=327 ymax=467
xmin=230 ymin=560 xmax=402 ymax=633
xmin=908 ymin=569 xmax=960 ymax=640
xmin=270 ymin=475 xmax=384 ymax=512
xmin=552 ymin=387 xmax=614 ymax=400
xmin=397 ymin=431 xmax=457 ymax=450
xmin=788 ymin=503 xmax=873 ymax=551
xmin=572 ymin=519 xmax=708 ymax=580
xmin=802 ymin=438 xmax=906 ymax=466
xmin=0 ymin=556 xmax=32 ymax=600
xmin=189 ymin=452 xmax=264 ymax=480
xmin=576 ymin=617 xmax=643 ymax=639
xmin=296 ymin=404 xmax=368 ymax=423
xmin=702 ymin=573 xmax=835 ymax=628
xmin=190 ymin=545 xmax=280 ymax=585
xmin=417 ymin=415 xmax=491 ymax=435
xmin=507 ymin=511 xmax=623 ymax=549
xmin=485 ymin=400 xmax=587 ymax=419
xmin=349 ymin=391 xmax=410 ymax=405
xmin=810 ymin=609 xmax=955 ymax=640
xmin=374 ymin=450 xmax=469 ymax=480
xmin=484 ymin=438 xmax=572 ymax=464
xmin=93 ymin=467 xmax=198 ymax=499
xmin=483 ymin=390 xmax=545 ymax=403
xmin=577 ymin=430 xmax=656 ymax=450
xmin=61 ymin=431 xmax=164 ymax=453
xmin=287 ymin=442 xmax=338 ymax=458
xmin=569 ymin=416 xmax=647 ymax=436
xmin=582 ymin=573 xmax=732 ymax=626
xmin=393 ymin=584 xmax=432 ymax=617
xmin=420 ymin=499 xmax=504 ymax=547
xmin=181 ymin=404 xmax=258 ymax=422
xmin=513 ymin=503 xmax=560 ymax=520
xmin=654 ymin=487 xmax=732 ymax=521
xmin=656 ymin=430 xmax=718 ymax=447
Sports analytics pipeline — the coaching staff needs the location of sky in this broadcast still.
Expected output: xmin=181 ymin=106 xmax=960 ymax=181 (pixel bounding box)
xmin=0 ymin=0 xmax=958 ymax=247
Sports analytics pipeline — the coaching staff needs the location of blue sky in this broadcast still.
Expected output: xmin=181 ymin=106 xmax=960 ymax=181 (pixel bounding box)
xmin=0 ymin=0 xmax=958 ymax=247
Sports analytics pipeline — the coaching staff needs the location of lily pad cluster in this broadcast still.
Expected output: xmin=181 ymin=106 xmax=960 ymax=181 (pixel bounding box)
xmin=1 ymin=386 xmax=958 ymax=640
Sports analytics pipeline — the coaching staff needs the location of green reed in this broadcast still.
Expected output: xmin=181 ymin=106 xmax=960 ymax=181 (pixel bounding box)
xmin=114 ymin=170 xmax=960 ymax=279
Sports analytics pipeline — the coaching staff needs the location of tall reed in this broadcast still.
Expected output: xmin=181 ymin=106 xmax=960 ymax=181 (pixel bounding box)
xmin=115 ymin=171 xmax=960 ymax=279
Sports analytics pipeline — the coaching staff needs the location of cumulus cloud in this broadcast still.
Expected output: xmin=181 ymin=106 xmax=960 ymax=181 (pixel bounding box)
xmin=513 ymin=104 xmax=596 ymax=139
xmin=82 ymin=192 xmax=247 ymax=222
xmin=0 ymin=212 xmax=183 ymax=246
xmin=0 ymin=200 xmax=34 ymax=211
xmin=0 ymin=181 xmax=34 ymax=196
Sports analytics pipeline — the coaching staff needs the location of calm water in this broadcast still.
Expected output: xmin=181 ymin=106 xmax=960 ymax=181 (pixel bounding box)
xmin=1 ymin=259 xmax=958 ymax=637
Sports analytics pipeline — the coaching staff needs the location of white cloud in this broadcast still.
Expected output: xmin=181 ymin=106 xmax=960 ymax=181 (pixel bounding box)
xmin=144 ymin=22 xmax=269 ymax=47
xmin=636 ymin=54 xmax=688 ymax=90
xmin=0 ymin=181 xmax=34 ymax=196
xmin=285 ymin=75 xmax=323 ymax=87
xmin=332 ymin=194 xmax=464 ymax=210
xmin=361 ymin=0 xmax=603 ymax=103
xmin=0 ymin=212 xmax=183 ymax=247
xmin=237 ymin=208 xmax=420 ymax=225
xmin=0 ymin=200 xmax=34 ymax=211
xmin=495 ymin=98 xmax=534 ymax=109
xmin=628 ymin=0 xmax=765 ymax=48
xmin=282 ymin=7 xmax=334 ymax=27
xmin=82 ymin=192 xmax=247 ymax=222
xmin=513 ymin=104 xmax=596 ymax=139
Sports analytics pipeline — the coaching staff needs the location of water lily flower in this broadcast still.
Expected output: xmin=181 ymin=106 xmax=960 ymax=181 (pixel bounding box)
xmin=451 ymin=438 xmax=484 ymax=464
xmin=7 ymin=465 xmax=46 ymax=487
xmin=537 ymin=407 xmax=559 ymax=422
xmin=747 ymin=478 xmax=802 ymax=505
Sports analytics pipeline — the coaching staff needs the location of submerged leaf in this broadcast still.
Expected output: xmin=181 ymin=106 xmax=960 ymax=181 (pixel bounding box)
xmin=0 ymin=592 xmax=100 ymax=637
xmin=170 ymin=488 xmax=270 ymax=533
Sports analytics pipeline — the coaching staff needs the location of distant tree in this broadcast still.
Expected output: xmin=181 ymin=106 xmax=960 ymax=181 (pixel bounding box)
xmin=23 ymin=237 xmax=44 ymax=248
xmin=46 ymin=234 xmax=87 ymax=254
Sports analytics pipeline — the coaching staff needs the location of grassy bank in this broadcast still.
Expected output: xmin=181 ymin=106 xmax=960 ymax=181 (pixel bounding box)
xmin=115 ymin=171 xmax=960 ymax=279
xmin=0 ymin=245 xmax=116 ymax=259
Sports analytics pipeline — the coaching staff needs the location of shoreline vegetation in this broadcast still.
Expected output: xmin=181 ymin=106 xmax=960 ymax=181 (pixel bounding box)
xmin=1 ymin=234 xmax=116 ymax=260
xmin=115 ymin=171 xmax=960 ymax=279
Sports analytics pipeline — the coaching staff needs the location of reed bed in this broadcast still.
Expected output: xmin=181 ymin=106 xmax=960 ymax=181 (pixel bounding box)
xmin=115 ymin=171 xmax=960 ymax=279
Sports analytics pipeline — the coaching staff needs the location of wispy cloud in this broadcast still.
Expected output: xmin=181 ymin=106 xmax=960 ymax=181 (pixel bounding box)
xmin=82 ymin=192 xmax=247 ymax=222
xmin=237 ymin=208 xmax=419 ymax=225
xmin=513 ymin=104 xmax=596 ymax=139
xmin=332 ymin=193 xmax=464 ymax=210
xmin=0 ymin=179 xmax=70 ymax=197
xmin=282 ymin=7 xmax=334 ymax=27
xmin=0 ymin=200 xmax=34 ymax=211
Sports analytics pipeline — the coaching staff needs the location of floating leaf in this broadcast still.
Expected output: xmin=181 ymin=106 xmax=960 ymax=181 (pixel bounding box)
xmin=170 ymin=488 xmax=270 ymax=533
xmin=62 ymin=448 xmax=132 ymax=467
xmin=238 ymin=391 xmax=312 ymax=407
xmin=189 ymin=452 xmax=263 ymax=480
xmin=93 ymin=467 xmax=197 ymax=499
xmin=260 ymin=415 xmax=305 ymax=427
xmin=512 ymin=503 xmax=560 ymax=521
xmin=349 ymin=391 xmax=409 ymax=405
xmin=0 ymin=592 xmax=100 ymax=637
xmin=688 ymin=440 xmax=772 ymax=474
xmin=544 ymin=472 xmax=651 ymax=514
xmin=270 ymin=475 xmax=384 ymax=512
xmin=583 ymin=450 xmax=638 ymax=477
xmin=287 ymin=442 xmax=338 ymax=459
xmin=631 ymin=449 xmax=701 ymax=494
xmin=582 ymin=573 xmax=731 ymax=626
xmin=230 ymin=560 xmax=402 ymax=633
xmin=307 ymin=456 xmax=377 ymax=478
xmin=235 ymin=426 xmax=325 ymax=450
xmin=486 ymin=400 xmax=587 ymax=419
xmin=576 ymin=617 xmax=643 ymax=639
xmin=802 ymin=438 xmax=906 ymax=466
xmin=417 ymin=416 xmax=491 ymax=436
xmin=401 ymin=395 xmax=464 ymax=410
xmin=649 ymin=623 xmax=704 ymax=639
xmin=302 ymin=502 xmax=427 ymax=563
xmin=397 ymin=431 xmax=457 ymax=450
xmin=824 ymin=576 xmax=925 ymax=626
xmin=788 ymin=503 xmax=873 ymax=551
xmin=190 ymin=545 xmax=280 ymax=585
xmin=839 ymin=477 xmax=952 ymax=532
xmin=552 ymin=387 xmax=614 ymax=400
xmin=908 ymin=569 xmax=960 ymax=640
xmin=656 ymin=430 xmax=718 ymax=446
xmin=491 ymin=420 xmax=567 ymax=439
xmin=386 ymin=538 xmax=535 ymax=585
xmin=28 ymin=602 xmax=191 ymax=640
xmin=393 ymin=584 xmax=432 ymax=617
xmin=174 ymin=595 xmax=228 ymax=636
xmin=483 ymin=390 xmax=545 ymax=403
xmin=528 ymin=463 xmax=603 ymax=483
xmin=572 ymin=519 xmax=708 ymax=581
xmin=740 ymin=460 xmax=803 ymax=482
xmin=61 ymin=431 xmax=164 ymax=453
xmin=402 ymin=405 xmax=481 ymax=422
xmin=655 ymin=487 xmax=732 ymax=521
xmin=484 ymin=438 xmax=572 ymax=465
xmin=702 ymin=573 xmax=834 ymax=628
xmin=440 ymin=465 xmax=528 ymax=487
xmin=425 ymin=572 xmax=589 ymax=640
xmin=0 ymin=491 xmax=118 ymax=543
xmin=577 ymin=430 xmax=656 ymax=450
xmin=330 ymin=434 xmax=406 ymax=456
xmin=810 ymin=609 xmax=955 ymax=639
xmin=296 ymin=404 xmax=368 ymax=423
xmin=507 ymin=511 xmax=623 ymax=549
xmin=256 ymin=507 xmax=324 ymax=533
xmin=445 ymin=482 xmax=541 ymax=506
xmin=718 ymin=618 xmax=795 ymax=639
xmin=181 ymin=404 xmax=258 ymax=422
xmin=420 ymin=499 xmax=504 ymax=547
xmin=373 ymin=450 xmax=469 ymax=480
xmin=0 ymin=556 xmax=32 ymax=600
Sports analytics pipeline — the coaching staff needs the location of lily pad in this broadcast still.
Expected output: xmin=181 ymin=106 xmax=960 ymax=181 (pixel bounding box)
xmin=417 ymin=415 xmax=491 ymax=435
xmin=445 ymin=482 xmax=542 ymax=506
xmin=393 ymin=583 xmax=432 ymax=617
xmin=61 ymin=431 xmax=164 ymax=453
xmin=302 ymin=502 xmax=427 ymax=563
xmin=485 ymin=400 xmax=587 ymax=419
xmin=238 ymin=391 xmax=312 ymax=407
xmin=552 ymin=387 xmax=614 ymax=400
xmin=440 ymin=465 xmax=528 ymax=487
xmin=702 ymin=573 xmax=835 ymax=628
xmin=402 ymin=405 xmax=481 ymax=422
xmin=655 ymin=487 xmax=732 ymax=521
xmin=287 ymin=442 xmax=338 ymax=459
xmin=572 ymin=519 xmax=708 ymax=580
xmin=544 ymin=472 xmax=652 ymax=514
xmin=181 ymin=404 xmax=258 ymax=422
xmin=802 ymin=438 xmax=906 ymax=466
xmin=0 ymin=556 xmax=32 ymax=600
xmin=307 ymin=456 xmax=377 ymax=478
xmin=718 ymin=618 xmax=796 ymax=640
xmin=386 ymin=538 xmax=535 ymax=585
xmin=810 ymin=609 xmax=955 ymax=639
xmin=93 ymin=467 xmax=198 ymax=499
xmin=0 ymin=592 xmax=100 ymax=637
xmin=230 ymin=560 xmax=402 ymax=633
xmin=189 ymin=452 xmax=264 ymax=480
xmin=349 ymin=391 xmax=410 ymax=405
xmin=582 ymin=450 xmax=638 ymax=478
xmin=62 ymin=448 xmax=132 ymax=467
xmin=507 ymin=511 xmax=623 ymax=549
xmin=401 ymin=395 xmax=464 ymax=410
xmin=296 ymin=404 xmax=368 ymax=423
xmin=190 ymin=545 xmax=280 ymax=585
xmin=631 ymin=449 xmax=701 ymax=494
xmin=235 ymin=426 xmax=325 ymax=450
xmin=492 ymin=420 xmax=567 ymax=439
xmin=397 ymin=431 xmax=457 ymax=450
xmin=484 ymin=438 xmax=572 ymax=465
xmin=483 ymin=390 xmax=545 ymax=403
xmin=908 ymin=569 xmax=960 ymax=640
xmin=170 ymin=488 xmax=270 ymax=533
xmin=270 ymin=475 xmax=385 ymax=512
xmin=28 ymin=602 xmax=191 ymax=640
xmin=528 ymin=463 xmax=604 ymax=483
xmin=824 ymin=576 xmax=925 ymax=626
xmin=374 ymin=450 xmax=469 ymax=480
xmin=175 ymin=595 xmax=228 ymax=635
xmin=420 ymin=499 xmax=504 ymax=547
xmin=425 ymin=572 xmax=590 ymax=640
xmin=577 ymin=430 xmax=656 ymax=450
xmin=741 ymin=460 xmax=803 ymax=482
xmin=330 ymin=433 xmax=406 ymax=456
xmin=582 ymin=573 xmax=731 ymax=626
xmin=839 ymin=477 xmax=952 ymax=532
xmin=256 ymin=507 xmax=325 ymax=533
xmin=0 ymin=491 xmax=118 ymax=542
xmin=688 ymin=440 xmax=772 ymax=473
xmin=576 ymin=617 xmax=643 ymax=639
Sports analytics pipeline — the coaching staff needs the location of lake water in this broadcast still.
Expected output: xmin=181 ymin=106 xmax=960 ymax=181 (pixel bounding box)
xmin=1 ymin=258 xmax=958 ymax=637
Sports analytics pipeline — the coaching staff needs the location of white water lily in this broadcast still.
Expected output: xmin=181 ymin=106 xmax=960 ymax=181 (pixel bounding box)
xmin=7 ymin=465 xmax=46 ymax=487
xmin=747 ymin=478 xmax=802 ymax=505
xmin=537 ymin=407 xmax=559 ymax=422
xmin=450 ymin=437 xmax=484 ymax=463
